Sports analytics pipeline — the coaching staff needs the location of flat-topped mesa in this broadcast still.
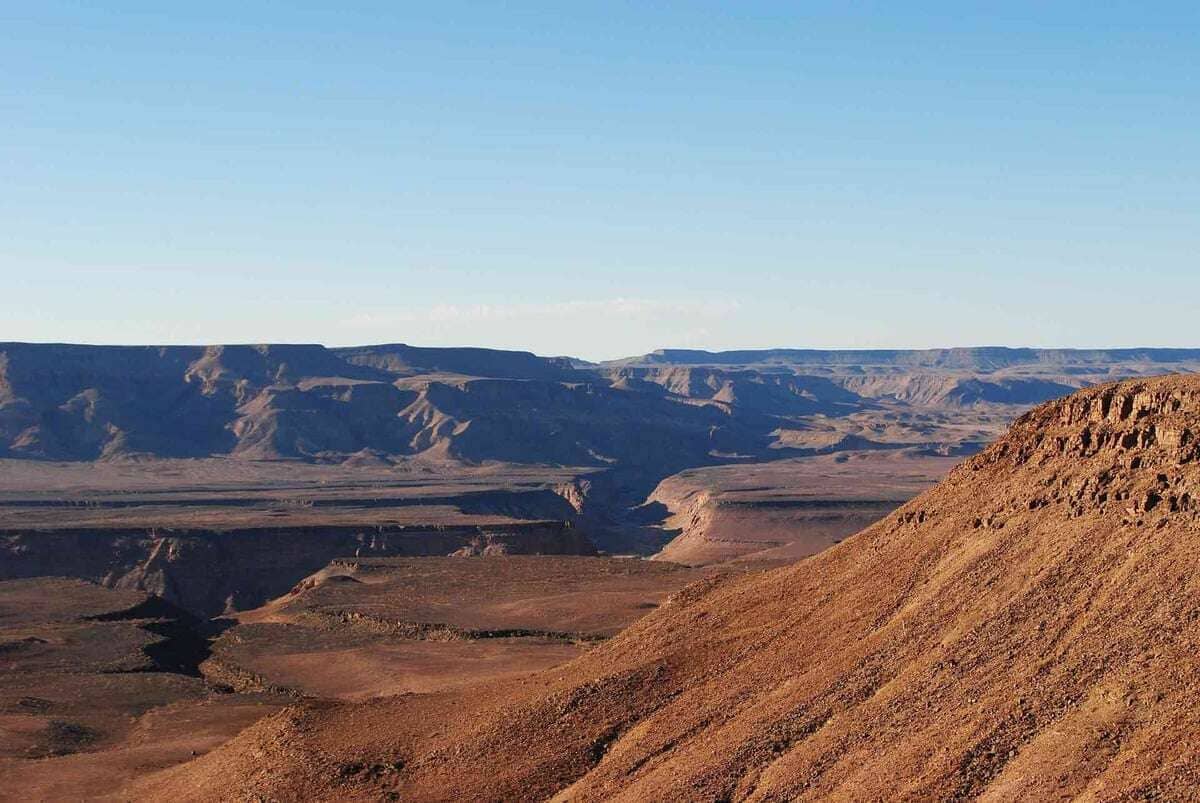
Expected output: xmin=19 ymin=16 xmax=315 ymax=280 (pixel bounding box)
xmin=950 ymin=375 xmax=1200 ymax=528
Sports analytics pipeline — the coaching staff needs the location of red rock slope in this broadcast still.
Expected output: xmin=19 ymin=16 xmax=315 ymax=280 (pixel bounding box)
xmin=129 ymin=375 xmax=1200 ymax=801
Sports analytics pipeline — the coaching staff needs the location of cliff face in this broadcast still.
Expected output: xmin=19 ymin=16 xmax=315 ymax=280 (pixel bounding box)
xmin=131 ymin=376 xmax=1200 ymax=800
xmin=0 ymin=522 xmax=593 ymax=617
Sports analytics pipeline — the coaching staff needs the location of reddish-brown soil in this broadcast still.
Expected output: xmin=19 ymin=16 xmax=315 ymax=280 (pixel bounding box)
xmin=257 ymin=555 xmax=722 ymax=635
xmin=224 ymin=638 xmax=584 ymax=701
xmin=208 ymin=556 xmax=729 ymax=701
xmin=128 ymin=375 xmax=1200 ymax=801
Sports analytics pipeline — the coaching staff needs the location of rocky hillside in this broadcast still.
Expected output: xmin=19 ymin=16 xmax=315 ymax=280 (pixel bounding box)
xmin=131 ymin=375 xmax=1200 ymax=800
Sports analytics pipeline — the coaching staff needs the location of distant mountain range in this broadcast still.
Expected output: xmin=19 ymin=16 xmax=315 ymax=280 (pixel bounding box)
xmin=612 ymin=346 xmax=1200 ymax=369
xmin=2 ymin=342 xmax=1197 ymax=465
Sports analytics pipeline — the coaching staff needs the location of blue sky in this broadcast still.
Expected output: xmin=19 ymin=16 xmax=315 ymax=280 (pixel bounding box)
xmin=3 ymin=2 xmax=1197 ymax=359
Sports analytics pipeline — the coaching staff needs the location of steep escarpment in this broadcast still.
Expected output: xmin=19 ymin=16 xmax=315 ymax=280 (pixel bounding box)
xmin=0 ymin=522 xmax=592 ymax=618
xmin=7 ymin=343 xmax=1192 ymax=535
xmin=134 ymin=375 xmax=1200 ymax=800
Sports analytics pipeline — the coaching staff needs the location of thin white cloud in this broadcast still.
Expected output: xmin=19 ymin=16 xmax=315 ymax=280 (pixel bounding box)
xmin=343 ymin=297 xmax=741 ymax=328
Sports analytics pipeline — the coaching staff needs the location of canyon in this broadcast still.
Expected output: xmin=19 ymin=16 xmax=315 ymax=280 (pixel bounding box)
xmin=129 ymin=374 xmax=1200 ymax=801
xmin=3 ymin=344 xmax=1200 ymax=799
xmin=4 ymin=342 xmax=1198 ymax=611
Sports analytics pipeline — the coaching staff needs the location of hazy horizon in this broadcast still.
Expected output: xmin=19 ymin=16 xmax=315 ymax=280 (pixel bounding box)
xmin=6 ymin=4 xmax=1197 ymax=360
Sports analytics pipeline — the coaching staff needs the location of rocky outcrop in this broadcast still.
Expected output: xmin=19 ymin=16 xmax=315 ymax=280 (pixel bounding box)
xmin=961 ymin=379 xmax=1200 ymax=527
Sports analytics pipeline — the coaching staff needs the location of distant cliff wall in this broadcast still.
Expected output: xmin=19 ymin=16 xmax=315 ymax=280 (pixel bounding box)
xmin=0 ymin=521 xmax=594 ymax=617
